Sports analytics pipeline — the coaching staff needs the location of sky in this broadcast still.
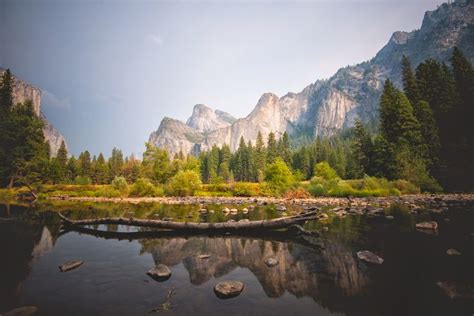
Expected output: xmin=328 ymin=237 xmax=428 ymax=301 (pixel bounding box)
xmin=0 ymin=0 xmax=443 ymax=157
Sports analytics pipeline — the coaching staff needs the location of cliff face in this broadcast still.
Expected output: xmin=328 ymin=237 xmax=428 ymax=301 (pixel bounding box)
xmin=0 ymin=68 xmax=68 ymax=156
xmin=149 ymin=1 xmax=474 ymax=155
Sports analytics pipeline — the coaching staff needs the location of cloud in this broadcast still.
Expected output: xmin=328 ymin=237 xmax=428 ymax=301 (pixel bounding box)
xmin=146 ymin=33 xmax=164 ymax=46
xmin=42 ymin=90 xmax=71 ymax=109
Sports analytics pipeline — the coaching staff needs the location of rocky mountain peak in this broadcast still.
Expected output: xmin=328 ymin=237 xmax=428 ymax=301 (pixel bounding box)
xmin=148 ymin=1 xmax=474 ymax=156
xmin=0 ymin=68 xmax=68 ymax=156
xmin=186 ymin=104 xmax=235 ymax=132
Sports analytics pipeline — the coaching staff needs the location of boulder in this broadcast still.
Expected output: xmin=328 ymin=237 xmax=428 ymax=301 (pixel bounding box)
xmin=198 ymin=254 xmax=211 ymax=259
xmin=230 ymin=208 xmax=238 ymax=215
xmin=3 ymin=306 xmax=38 ymax=316
xmin=356 ymin=250 xmax=384 ymax=264
xmin=264 ymin=257 xmax=279 ymax=267
xmin=214 ymin=281 xmax=244 ymax=299
xmin=147 ymin=264 xmax=172 ymax=281
xmin=242 ymin=208 xmax=249 ymax=214
xmin=446 ymin=248 xmax=461 ymax=256
xmin=59 ymin=260 xmax=83 ymax=272
xmin=276 ymin=205 xmax=287 ymax=212
xmin=415 ymin=221 xmax=438 ymax=230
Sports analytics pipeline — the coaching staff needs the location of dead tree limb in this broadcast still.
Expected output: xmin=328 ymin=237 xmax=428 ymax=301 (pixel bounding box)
xmin=57 ymin=210 xmax=319 ymax=232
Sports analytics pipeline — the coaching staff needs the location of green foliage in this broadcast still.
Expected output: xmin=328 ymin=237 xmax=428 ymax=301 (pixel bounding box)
xmin=231 ymin=182 xmax=263 ymax=197
xmin=264 ymin=158 xmax=294 ymax=195
xmin=111 ymin=176 xmax=128 ymax=193
xmin=313 ymin=161 xmax=338 ymax=180
xmin=129 ymin=178 xmax=164 ymax=197
xmin=166 ymin=170 xmax=202 ymax=196
xmin=74 ymin=176 xmax=92 ymax=185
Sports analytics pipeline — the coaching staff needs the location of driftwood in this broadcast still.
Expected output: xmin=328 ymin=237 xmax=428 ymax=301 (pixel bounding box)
xmin=57 ymin=210 xmax=319 ymax=232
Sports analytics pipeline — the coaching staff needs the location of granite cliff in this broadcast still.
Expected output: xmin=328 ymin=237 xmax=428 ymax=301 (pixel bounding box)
xmin=0 ymin=68 xmax=68 ymax=156
xmin=149 ymin=1 xmax=474 ymax=156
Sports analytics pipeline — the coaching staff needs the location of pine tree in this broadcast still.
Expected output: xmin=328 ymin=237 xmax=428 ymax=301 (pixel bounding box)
xmin=266 ymin=132 xmax=278 ymax=163
xmin=254 ymin=131 xmax=266 ymax=181
xmin=351 ymin=120 xmax=372 ymax=178
xmin=401 ymin=55 xmax=421 ymax=106
xmin=0 ymin=69 xmax=14 ymax=111
xmin=278 ymin=131 xmax=292 ymax=166
xmin=108 ymin=147 xmax=124 ymax=180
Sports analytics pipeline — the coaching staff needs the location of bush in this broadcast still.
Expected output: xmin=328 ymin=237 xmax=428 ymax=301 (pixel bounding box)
xmin=111 ymin=176 xmax=128 ymax=193
xmin=265 ymin=158 xmax=295 ymax=195
xmin=74 ymin=176 xmax=92 ymax=185
xmin=313 ymin=162 xmax=339 ymax=180
xmin=231 ymin=182 xmax=262 ymax=197
xmin=166 ymin=170 xmax=202 ymax=196
xmin=129 ymin=178 xmax=164 ymax=197
xmin=283 ymin=188 xmax=311 ymax=199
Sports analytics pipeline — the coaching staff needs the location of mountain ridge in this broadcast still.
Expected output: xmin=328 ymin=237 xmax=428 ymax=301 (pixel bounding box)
xmin=148 ymin=1 xmax=473 ymax=155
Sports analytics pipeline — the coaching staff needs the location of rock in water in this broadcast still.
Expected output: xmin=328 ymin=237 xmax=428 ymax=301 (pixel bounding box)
xmin=276 ymin=205 xmax=287 ymax=212
xmin=446 ymin=248 xmax=461 ymax=256
xmin=198 ymin=254 xmax=211 ymax=259
xmin=147 ymin=264 xmax=172 ymax=281
xmin=264 ymin=257 xmax=279 ymax=267
xmin=3 ymin=306 xmax=38 ymax=316
xmin=437 ymin=281 xmax=474 ymax=299
xmin=214 ymin=281 xmax=244 ymax=299
xmin=415 ymin=221 xmax=438 ymax=230
xmin=59 ymin=260 xmax=83 ymax=272
xmin=357 ymin=251 xmax=384 ymax=264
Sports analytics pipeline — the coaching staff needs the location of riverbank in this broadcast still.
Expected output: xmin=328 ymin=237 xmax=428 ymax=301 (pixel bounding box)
xmin=48 ymin=193 xmax=474 ymax=209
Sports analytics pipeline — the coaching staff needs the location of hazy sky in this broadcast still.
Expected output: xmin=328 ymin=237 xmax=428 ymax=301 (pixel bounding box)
xmin=1 ymin=0 xmax=443 ymax=157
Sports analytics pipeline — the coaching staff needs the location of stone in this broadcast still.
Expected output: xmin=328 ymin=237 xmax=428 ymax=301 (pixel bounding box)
xmin=276 ymin=204 xmax=287 ymax=212
xmin=437 ymin=281 xmax=474 ymax=299
xmin=3 ymin=306 xmax=38 ymax=316
xmin=222 ymin=207 xmax=230 ymax=215
xmin=415 ymin=221 xmax=438 ymax=230
xmin=446 ymin=248 xmax=461 ymax=256
xmin=147 ymin=264 xmax=172 ymax=281
xmin=59 ymin=260 xmax=83 ymax=272
xmin=199 ymin=208 xmax=207 ymax=213
xmin=242 ymin=208 xmax=249 ymax=214
xmin=198 ymin=254 xmax=211 ymax=259
xmin=385 ymin=215 xmax=394 ymax=220
xmin=317 ymin=213 xmax=329 ymax=220
xmin=356 ymin=250 xmax=384 ymax=264
xmin=214 ymin=281 xmax=244 ymax=299
xmin=264 ymin=257 xmax=279 ymax=267
xmin=230 ymin=208 xmax=238 ymax=215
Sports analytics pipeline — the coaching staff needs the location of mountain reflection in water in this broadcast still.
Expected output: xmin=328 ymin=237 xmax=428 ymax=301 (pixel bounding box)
xmin=0 ymin=202 xmax=473 ymax=316
xmin=141 ymin=237 xmax=368 ymax=300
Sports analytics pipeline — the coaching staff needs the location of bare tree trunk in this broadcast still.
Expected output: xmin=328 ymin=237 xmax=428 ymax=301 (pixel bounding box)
xmin=7 ymin=174 xmax=15 ymax=189
xmin=58 ymin=210 xmax=320 ymax=232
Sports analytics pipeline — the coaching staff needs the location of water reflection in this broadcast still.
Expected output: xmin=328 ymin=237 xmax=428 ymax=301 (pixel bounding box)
xmin=0 ymin=202 xmax=473 ymax=316
xmin=140 ymin=236 xmax=369 ymax=302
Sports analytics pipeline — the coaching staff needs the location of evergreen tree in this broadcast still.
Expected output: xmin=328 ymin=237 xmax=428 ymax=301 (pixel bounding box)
xmin=0 ymin=69 xmax=14 ymax=111
xmin=254 ymin=131 xmax=266 ymax=181
xmin=266 ymin=132 xmax=278 ymax=163
xmin=278 ymin=131 xmax=292 ymax=166
xmin=401 ymin=55 xmax=421 ymax=106
xmin=95 ymin=153 xmax=108 ymax=184
xmin=108 ymin=147 xmax=124 ymax=180
xmin=351 ymin=120 xmax=372 ymax=178
xmin=78 ymin=151 xmax=92 ymax=179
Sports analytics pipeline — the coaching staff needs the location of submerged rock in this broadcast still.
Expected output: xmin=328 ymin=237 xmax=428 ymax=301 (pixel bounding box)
xmin=437 ymin=281 xmax=474 ymax=299
xmin=242 ymin=208 xmax=249 ymax=214
xmin=357 ymin=250 xmax=384 ymax=264
xmin=198 ymin=254 xmax=211 ymax=259
xmin=230 ymin=208 xmax=238 ymax=215
xmin=214 ymin=281 xmax=244 ymax=299
xmin=415 ymin=221 xmax=438 ymax=230
xmin=276 ymin=205 xmax=287 ymax=212
xmin=147 ymin=264 xmax=172 ymax=281
xmin=264 ymin=257 xmax=279 ymax=267
xmin=385 ymin=215 xmax=394 ymax=220
xmin=3 ymin=306 xmax=38 ymax=316
xmin=446 ymin=248 xmax=461 ymax=256
xmin=59 ymin=260 xmax=83 ymax=272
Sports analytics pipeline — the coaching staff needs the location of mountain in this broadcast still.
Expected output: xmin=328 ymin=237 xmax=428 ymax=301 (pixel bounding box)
xmin=0 ymin=68 xmax=68 ymax=156
xmin=149 ymin=1 xmax=474 ymax=155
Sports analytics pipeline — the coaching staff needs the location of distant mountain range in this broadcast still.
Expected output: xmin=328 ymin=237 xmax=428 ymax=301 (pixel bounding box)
xmin=0 ymin=68 xmax=68 ymax=156
xmin=149 ymin=0 xmax=474 ymax=156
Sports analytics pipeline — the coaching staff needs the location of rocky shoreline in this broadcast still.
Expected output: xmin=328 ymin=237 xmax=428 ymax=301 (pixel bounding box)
xmin=48 ymin=193 xmax=474 ymax=210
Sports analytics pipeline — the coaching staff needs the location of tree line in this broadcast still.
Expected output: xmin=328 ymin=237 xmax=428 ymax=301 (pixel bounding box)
xmin=0 ymin=47 xmax=472 ymax=192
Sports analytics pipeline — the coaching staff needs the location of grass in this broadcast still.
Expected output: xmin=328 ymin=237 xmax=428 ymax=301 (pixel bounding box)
xmin=0 ymin=176 xmax=421 ymax=201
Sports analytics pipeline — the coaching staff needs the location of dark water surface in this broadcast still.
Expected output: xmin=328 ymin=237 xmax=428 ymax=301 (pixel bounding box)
xmin=0 ymin=201 xmax=473 ymax=316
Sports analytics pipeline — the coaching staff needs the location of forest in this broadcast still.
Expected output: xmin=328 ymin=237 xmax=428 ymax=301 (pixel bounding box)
xmin=0 ymin=48 xmax=473 ymax=198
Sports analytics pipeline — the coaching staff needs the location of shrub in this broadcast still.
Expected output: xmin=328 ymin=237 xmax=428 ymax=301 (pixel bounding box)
xmin=74 ymin=176 xmax=92 ymax=185
xmin=265 ymin=158 xmax=295 ymax=195
xmin=129 ymin=178 xmax=164 ymax=197
xmin=231 ymin=182 xmax=261 ymax=197
xmin=313 ymin=161 xmax=339 ymax=180
xmin=392 ymin=179 xmax=420 ymax=194
xmin=166 ymin=170 xmax=202 ymax=196
xmin=111 ymin=176 xmax=128 ymax=193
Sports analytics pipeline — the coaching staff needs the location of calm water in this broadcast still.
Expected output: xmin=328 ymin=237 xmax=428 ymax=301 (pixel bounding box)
xmin=0 ymin=201 xmax=473 ymax=316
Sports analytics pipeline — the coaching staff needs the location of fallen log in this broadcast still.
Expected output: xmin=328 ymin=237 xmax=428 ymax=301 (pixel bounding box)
xmin=57 ymin=210 xmax=319 ymax=232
